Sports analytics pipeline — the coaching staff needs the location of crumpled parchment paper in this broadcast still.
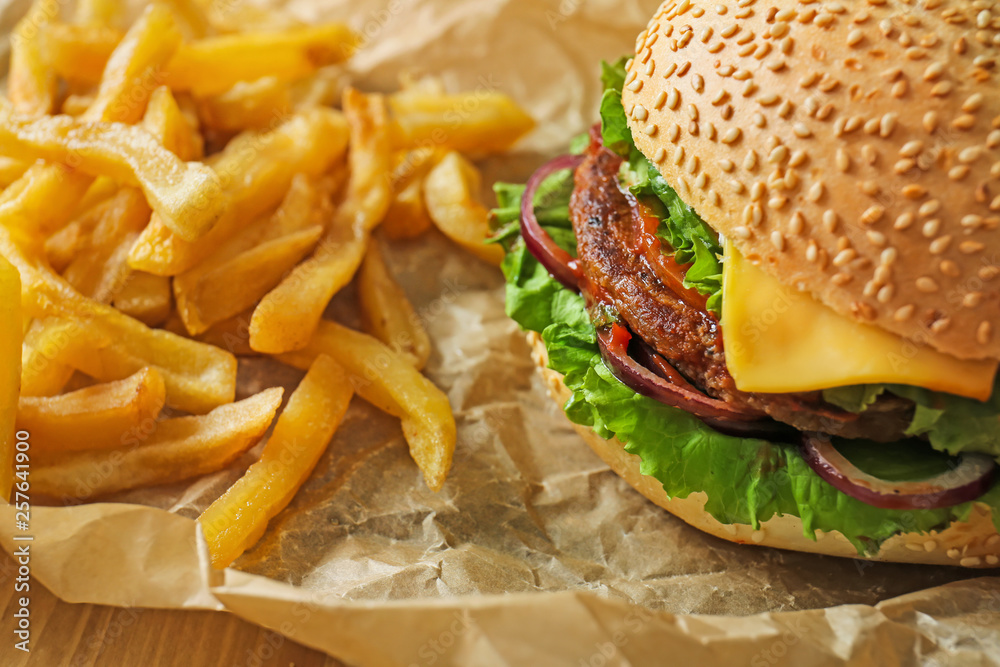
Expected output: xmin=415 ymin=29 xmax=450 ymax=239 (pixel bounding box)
xmin=2 ymin=0 xmax=1000 ymax=665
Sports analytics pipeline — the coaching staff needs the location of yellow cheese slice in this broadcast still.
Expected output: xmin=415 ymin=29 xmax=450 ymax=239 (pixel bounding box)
xmin=721 ymin=239 xmax=998 ymax=401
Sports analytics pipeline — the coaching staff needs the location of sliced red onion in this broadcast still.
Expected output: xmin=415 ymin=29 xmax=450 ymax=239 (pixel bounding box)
xmin=597 ymin=324 xmax=763 ymax=424
xmin=800 ymin=432 xmax=996 ymax=510
xmin=520 ymin=154 xmax=584 ymax=290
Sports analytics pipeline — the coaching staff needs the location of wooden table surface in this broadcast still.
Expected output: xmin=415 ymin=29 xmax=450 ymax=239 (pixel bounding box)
xmin=0 ymin=551 xmax=345 ymax=667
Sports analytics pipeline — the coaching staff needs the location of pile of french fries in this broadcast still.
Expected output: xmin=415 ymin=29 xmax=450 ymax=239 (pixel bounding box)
xmin=0 ymin=1 xmax=534 ymax=568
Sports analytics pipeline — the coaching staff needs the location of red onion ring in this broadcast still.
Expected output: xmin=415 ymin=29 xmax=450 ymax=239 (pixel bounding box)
xmin=520 ymin=154 xmax=584 ymax=290
xmin=597 ymin=323 xmax=763 ymax=423
xmin=800 ymin=432 xmax=996 ymax=510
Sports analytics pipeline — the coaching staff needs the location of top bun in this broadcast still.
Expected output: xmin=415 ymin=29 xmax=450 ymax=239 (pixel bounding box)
xmin=623 ymin=0 xmax=1000 ymax=360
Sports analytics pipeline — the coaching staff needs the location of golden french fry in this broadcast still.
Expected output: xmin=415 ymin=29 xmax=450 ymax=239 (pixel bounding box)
xmin=0 ymin=163 xmax=94 ymax=234
xmin=176 ymin=226 xmax=324 ymax=335
xmin=0 ymin=158 xmax=30 ymax=188
xmin=165 ymin=310 xmax=259 ymax=358
xmin=0 ymin=257 xmax=21 ymax=501
xmin=41 ymin=22 xmax=358 ymax=96
xmin=18 ymin=367 xmax=166 ymax=457
xmin=75 ymin=176 xmax=120 ymax=216
xmin=143 ymin=86 xmax=204 ymax=161
xmin=381 ymin=149 xmax=441 ymax=240
xmin=0 ymin=109 xmax=224 ymax=242
xmin=200 ymin=354 xmax=352 ymax=568
xmin=21 ymin=320 xmax=75 ymax=398
xmin=8 ymin=0 xmax=57 ymax=116
xmin=62 ymin=188 xmax=151 ymax=303
xmin=112 ymin=272 xmax=172 ymax=327
xmin=279 ymin=322 xmax=455 ymax=492
xmin=81 ymin=4 xmax=182 ymax=124
xmin=290 ymin=66 xmax=345 ymax=110
xmin=128 ymin=108 xmax=350 ymax=275
xmin=74 ymin=0 xmax=126 ymax=29
xmin=389 ymin=91 xmax=534 ymax=154
xmin=196 ymin=77 xmax=291 ymax=133
xmin=41 ymin=23 xmax=122 ymax=86
xmin=424 ymin=151 xmax=505 ymax=265
xmin=33 ymin=387 xmax=283 ymax=500
xmin=250 ymin=89 xmax=392 ymax=354
xmin=358 ymin=240 xmax=431 ymax=369
xmin=0 ymin=221 xmax=237 ymax=413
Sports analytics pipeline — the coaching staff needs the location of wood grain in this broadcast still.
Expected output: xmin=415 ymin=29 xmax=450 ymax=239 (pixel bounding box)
xmin=0 ymin=551 xmax=344 ymax=667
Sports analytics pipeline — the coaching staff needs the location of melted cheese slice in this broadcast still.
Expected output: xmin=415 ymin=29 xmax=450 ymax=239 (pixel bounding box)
xmin=721 ymin=240 xmax=998 ymax=400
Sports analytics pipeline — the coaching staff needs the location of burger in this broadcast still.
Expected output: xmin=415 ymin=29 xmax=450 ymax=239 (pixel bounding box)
xmin=491 ymin=0 xmax=1000 ymax=566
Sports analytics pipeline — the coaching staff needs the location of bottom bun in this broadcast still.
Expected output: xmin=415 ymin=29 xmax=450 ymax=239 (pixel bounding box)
xmin=528 ymin=332 xmax=1000 ymax=568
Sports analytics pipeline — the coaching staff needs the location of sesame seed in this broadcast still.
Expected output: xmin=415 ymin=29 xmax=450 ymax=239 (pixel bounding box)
xmin=733 ymin=226 xmax=751 ymax=239
xmin=961 ymin=556 xmax=982 ymax=567
xmin=924 ymin=63 xmax=945 ymax=81
xmin=876 ymin=284 xmax=895 ymax=303
xmin=895 ymin=159 xmax=915 ymax=174
xmin=900 ymin=140 xmax=924 ymax=157
xmin=662 ymin=62 xmax=678 ymax=79
xmin=894 ymin=304 xmax=915 ymax=321
xmin=930 ymin=236 xmax=952 ymax=254
xmin=924 ymin=540 xmax=937 ymax=552
xmin=692 ymin=74 xmax=704 ymax=93
xmin=949 ymin=166 xmax=970 ymax=180
xmin=806 ymin=182 xmax=824 ymax=202
xmin=643 ymin=123 xmax=658 ymax=136
xmin=654 ymin=147 xmax=667 ymax=163
xmin=987 ymin=555 xmax=1000 ymax=566
xmin=964 ymin=291 xmax=983 ymax=307
xmin=939 ymin=260 xmax=960 ymax=277
xmin=833 ymin=249 xmax=856 ymax=266
xmin=916 ymin=277 xmax=939 ymax=292
xmin=768 ymin=146 xmax=789 ymax=164
xmin=768 ymin=196 xmax=788 ymax=210
xmin=721 ymin=127 xmax=742 ymax=144
xmin=633 ymin=105 xmax=648 ymax=121
xmin=953 ymin=115 xmax=976 ymax=130
xmin=823 ymin=210 xmax=838 ymax=233
xmin=961 ymin=241 xmax=986 ymax=254
xmin=673 ymin=146 xmax=685 ymax=166
xmin=880 ymin=113 xmax=898 ymax=137
xmin=960 ymin=147 xmax=983 ymax=164
xmin=902 ymin=185 xmax=926 ymax=199
xmin=667 ymin=124 xmax=681 ymax=142
xmin=905 ymin=543 xmax=924 ymax=552
xmin=930 ymin=81 xmax=952 ymax=97
xmin=847 ymin=29 xmax=864 ymax=46
xmin=894 ymin=213 xmax=915 ymax=230
xmin=752 ymin=112 xmax=766 ymax=128
xmin=881 ymin=248 xmax=898 ymax=266
xmin=919 ymin=200 xmax=941 ymax=217
xmin=743 ymin=151 xmax=758 ymax=171
xmin=923 ymin=219 xmax=941 ymax=237
xmin=831 ymin=273 xmax=853 ymax=286
xmin=793 ymin=122 xmax=812 ymax=138
xmin=720 ymin=159 xmax=735 ymax=172
xmin=947 ymin=547 xmax=961 ymax=560
xmin=867 ymin=230 xmax=887 ymax=247
xmin=987 ymin=130 xmax=1000 ymax=149
xmin=666 ymin=88 xmax=680 ymax=110
xmin=980 ymin=322 xmax=995 ymax=344
xmin=771 ymin=231 xmax=786 ymax=250
xmin=686 ymin=156 xmax=699 ymax=174
xmin=627 ymin=79 xmax=644 ymax=93
xmin=923 ymin=111 xmax=939 ymax=133
xmin=963 ymin=93 xmax=985 ymax=113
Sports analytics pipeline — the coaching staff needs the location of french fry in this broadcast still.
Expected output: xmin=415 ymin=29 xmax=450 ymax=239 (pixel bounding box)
xmin=21 ymin=321 xmax=75 ymax=398
xmin=196 ymin=77 xmax=291 ymax=133
xmin=200 ymin=354 xmax=353 ymax=568
xmin=128 ymin=108 xmax=350 ymax=275
xmin=112 ymin=272 xmax=173 ymax=327
xmin=0 ymin=109 xmax=224 ymax=242
xmin=0 ymin=257 xmax=21 ymax=501
xmin=143 ymin=85 xmax=204 ymax=161
xmin=424 ymin=151 xmax=505 ymax=265
xmin=41 ymin=23 xmax=122 ymax=86
xmin=0 ymin=163 xmax=94 ymax=234
xmin=279 ymin=322 xmax=455 ymax=492
xmin=381 ymin=149 xmax=440 ymax=240
xmin=61 ymin=188 xmax=151 ymax=303
xmin=8 ymin=0 xmax=57 ymax=116
xmin=74 ymin=0 xmax=126 ymax=29
xmin=0 ymin=223 xmax=237 ymax=414
xmin=164 ymin=310 xmax=258 ymax=358
xmin=176 ymin=226 xmax=324 ymax=335
xmin=0 ymin=158 xmax=30 ymax=188
xmin=33 ymin=387 xmax=283 ymax=500
xmin=81 ymin=4 xmax=183 ymax=124
xmin=18 ymin=367 xmax=166 ymax=457
xmin=389 ymin=91 xmax=534 ymax=154
xmin=250 ymin=89 xmax=392 ymax=354
xmin=41 ymin=23 xmax=359 ymax=96
xmin=358 ymin=240 xmax=431 ymax=369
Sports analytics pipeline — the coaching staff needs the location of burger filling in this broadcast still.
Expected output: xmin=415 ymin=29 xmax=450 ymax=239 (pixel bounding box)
xmin=491 ymin=59 xmax=1000 ymax=552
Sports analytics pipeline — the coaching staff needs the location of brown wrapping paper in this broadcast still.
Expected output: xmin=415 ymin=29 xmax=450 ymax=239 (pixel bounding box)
xmin=2 ymin=1 xmax=1000 ymax=664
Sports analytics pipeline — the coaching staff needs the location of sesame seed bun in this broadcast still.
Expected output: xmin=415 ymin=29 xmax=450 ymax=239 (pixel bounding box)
xmin=622 ymin=0 xmax=1000 ymax=360
xmin=529 ymin=332 xmax=1000 ymax=567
